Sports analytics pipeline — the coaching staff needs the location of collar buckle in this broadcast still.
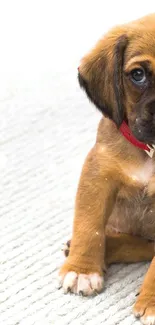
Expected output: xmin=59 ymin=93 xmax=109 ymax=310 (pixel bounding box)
xmin=145 ymin=145 xmax=155 ymax=158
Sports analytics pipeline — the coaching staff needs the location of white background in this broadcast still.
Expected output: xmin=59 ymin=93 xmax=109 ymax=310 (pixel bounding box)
xmin=0 ymin=0 xmax=155 ymax=94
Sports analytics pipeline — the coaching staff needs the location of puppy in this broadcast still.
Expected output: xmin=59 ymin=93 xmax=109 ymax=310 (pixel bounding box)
xmin=59 ymin=13 xmax=155 ymax=325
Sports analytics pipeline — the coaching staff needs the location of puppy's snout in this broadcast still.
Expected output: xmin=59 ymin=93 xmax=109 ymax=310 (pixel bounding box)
xmin=135 ymin=118 xmax=141 ymax=124
xmin=134 ymin=98 xmax=155 ymax=143
xmin=135 ymin=118 xmax=143 ymax=136
xmin=148 ymin=100 xmax=155 ymax=117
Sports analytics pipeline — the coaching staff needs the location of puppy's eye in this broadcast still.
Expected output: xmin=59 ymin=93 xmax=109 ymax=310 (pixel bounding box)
xmin=130 ymin=68 xmax=146 ymax=84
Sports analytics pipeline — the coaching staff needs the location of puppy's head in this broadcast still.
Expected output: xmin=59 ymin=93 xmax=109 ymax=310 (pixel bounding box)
xmin=78 ymin=14 xmax=155 ymax=145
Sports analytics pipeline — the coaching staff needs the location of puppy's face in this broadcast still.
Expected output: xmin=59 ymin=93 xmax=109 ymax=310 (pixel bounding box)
xmin=78 ymin=14 xmax=155 ymax=145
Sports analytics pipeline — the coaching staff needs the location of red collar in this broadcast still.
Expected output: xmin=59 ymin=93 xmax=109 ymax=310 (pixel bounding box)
xmin=120 ymin=121 xmax=154 ymax=158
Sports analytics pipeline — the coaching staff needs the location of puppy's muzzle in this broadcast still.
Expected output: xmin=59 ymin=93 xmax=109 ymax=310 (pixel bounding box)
xmin=133 ymin=97 xmax=155 ymax=144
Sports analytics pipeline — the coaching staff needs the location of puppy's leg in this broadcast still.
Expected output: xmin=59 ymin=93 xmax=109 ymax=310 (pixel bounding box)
xmin=106 ymin=233 xmax=154 ymax=264
xmin=59 ymin=147 xmax=118 ymax=296
xmin=133 ymin=257 xmax=155 ymax=325
xmin=63 ymin=234 xmax=154 ymax=263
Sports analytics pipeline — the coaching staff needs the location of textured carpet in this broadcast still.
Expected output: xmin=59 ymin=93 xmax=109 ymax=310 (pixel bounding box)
xmin=1 ymin=1 xmax=155 ymax=324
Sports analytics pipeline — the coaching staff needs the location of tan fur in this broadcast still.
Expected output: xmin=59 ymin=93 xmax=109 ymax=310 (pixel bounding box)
xmin=133 ymin=257 xmax=155 ymax=323
xmin=59 ymin=13 xmax=155 ymax=324
xmin=63 ymin=234 xmax=154 ymax=265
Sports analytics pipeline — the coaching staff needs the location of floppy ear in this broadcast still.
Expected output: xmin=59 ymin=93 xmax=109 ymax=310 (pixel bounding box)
xmin=78 ymin=31 xmax=128 ymax=127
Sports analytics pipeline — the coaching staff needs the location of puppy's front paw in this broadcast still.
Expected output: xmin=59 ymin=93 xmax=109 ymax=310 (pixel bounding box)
xmin=59 ymin=271 xmax=104 ymax=296
xmin=59 ymin=261 xmax=104 ymax=296
xmin=133 ymin=293 xmax=155 ymax=324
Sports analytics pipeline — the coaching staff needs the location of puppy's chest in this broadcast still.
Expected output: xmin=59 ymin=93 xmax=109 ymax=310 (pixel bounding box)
xmin=119 ymin=159 xmax=155 ymax=209
xmin=125 ymin=158 xmax=155 ymax=186
xmin=115 ymin=159 xmax=155 ymax=237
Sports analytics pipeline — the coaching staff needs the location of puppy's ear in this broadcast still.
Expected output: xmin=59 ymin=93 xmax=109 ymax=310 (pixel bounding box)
xmin=78 ymin=31 xmax=128 ymax=127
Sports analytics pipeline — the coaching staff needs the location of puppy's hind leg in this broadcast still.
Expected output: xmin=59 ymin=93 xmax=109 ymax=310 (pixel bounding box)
xmin=105 ymin=232 xmax=154 ymax=265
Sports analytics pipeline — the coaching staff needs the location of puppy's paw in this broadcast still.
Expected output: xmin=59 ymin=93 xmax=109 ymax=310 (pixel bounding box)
xmin=59 ymin=261 xmax=104 ymax=296
xmin=133 ymin=293 xmax=155 ymax=324
xmin=59 ymin=271 xmax=104 ymax=296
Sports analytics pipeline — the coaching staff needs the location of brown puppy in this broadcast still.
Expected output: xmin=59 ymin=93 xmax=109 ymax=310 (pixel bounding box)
xmin=59 ymin=13 xmax=155 ymax=325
